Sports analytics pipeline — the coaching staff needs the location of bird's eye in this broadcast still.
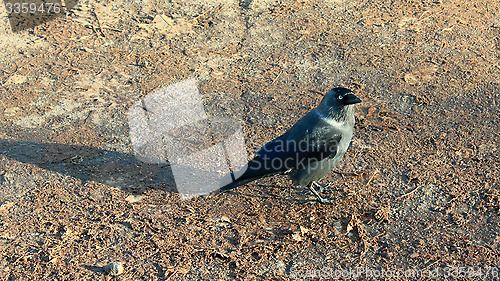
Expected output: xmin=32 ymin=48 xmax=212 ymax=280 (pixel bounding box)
xmin=338 ymin=95 xmax=343 ymax=100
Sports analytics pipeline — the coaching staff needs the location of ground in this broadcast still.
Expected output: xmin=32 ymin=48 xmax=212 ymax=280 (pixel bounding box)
xmin=0 ymin=0 xmax=499 ymax=280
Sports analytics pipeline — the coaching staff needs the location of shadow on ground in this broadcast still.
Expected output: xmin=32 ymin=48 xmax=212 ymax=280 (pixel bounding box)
xmin=0 ymin=138 xmax=176 ymax=194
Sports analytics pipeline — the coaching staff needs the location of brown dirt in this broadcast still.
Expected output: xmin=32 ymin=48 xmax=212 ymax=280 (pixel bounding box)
xmin=0 ymin=0 xmax=499 ymax=280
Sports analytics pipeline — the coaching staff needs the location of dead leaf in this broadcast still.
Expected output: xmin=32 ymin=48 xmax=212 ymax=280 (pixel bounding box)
xmin=300 ymin=226 xmax=309 ymax=235
xmin=5 ymin=74 xmax=27 ymax=85
xmin=124 ymin=195 xmax=143 ymax=203
xmin=404 ymin=73 xmax=418 ymax=85
xmin=0 ymin=201 xmax=14 ymax=212
xmin=292 ymin=232 xmax=303 ymax=242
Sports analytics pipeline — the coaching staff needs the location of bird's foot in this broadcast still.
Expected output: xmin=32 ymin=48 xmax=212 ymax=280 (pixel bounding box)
xmin=307 ymin=182 xmax=338 ymax=204
xmin=306 ymin=197 xmax=338 ymax=204
xmin=312 ymin=181 xmax=338 ymax=193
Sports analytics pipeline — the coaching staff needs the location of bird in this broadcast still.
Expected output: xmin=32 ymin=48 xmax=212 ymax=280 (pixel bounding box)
xmin=216 ymin=87 xmax=362 ymax=203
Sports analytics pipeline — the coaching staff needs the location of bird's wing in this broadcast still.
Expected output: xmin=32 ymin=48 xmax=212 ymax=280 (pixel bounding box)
xmin=217 ymin=133 xmax=341 ymax=191
xmin=254 ymin=133 xmax=341 ymax=165
xmin=217 ymin=111 xmax=344 ymax=192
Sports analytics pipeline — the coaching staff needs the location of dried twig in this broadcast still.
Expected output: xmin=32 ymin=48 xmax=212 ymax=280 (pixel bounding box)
xmin=270 ymin=70 xmax=283 ymax=85
xmin=397 ymin=185 xmax=421 ymax=200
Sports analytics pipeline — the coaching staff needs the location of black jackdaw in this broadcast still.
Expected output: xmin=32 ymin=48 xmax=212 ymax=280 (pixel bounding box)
xmin=217 ymin=87 xmax=361 ymax=203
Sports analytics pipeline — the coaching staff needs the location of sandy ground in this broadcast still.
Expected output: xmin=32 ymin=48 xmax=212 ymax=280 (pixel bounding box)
xmin=0 ymin=0 xmax=499 ymax=279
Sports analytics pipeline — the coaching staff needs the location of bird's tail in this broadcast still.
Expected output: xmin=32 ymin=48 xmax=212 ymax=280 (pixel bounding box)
xmin=213 ymin=139 xmax=338 ymax=194
xmin=216 ymin=175 xmax=265 ymax=193
xmin=213 ymin=157 xmax=285 ymax=194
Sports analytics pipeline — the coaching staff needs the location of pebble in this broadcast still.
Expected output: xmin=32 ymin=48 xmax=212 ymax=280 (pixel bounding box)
xmin=104 ymin=262 xmax=124 ymax=276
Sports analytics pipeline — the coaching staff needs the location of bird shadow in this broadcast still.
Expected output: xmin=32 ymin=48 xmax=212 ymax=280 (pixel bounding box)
xmin=82 ymin=265 xmax=105 ymax=275
xmin=0 ymin=138 xmax=177 ymax=194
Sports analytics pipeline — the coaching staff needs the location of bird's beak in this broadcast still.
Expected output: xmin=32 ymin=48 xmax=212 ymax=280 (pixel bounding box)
xmin=343 ymin=93 xmax=362 ymax=105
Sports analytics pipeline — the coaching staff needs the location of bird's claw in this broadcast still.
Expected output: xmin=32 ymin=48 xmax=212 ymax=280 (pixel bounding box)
xmin=307 ymin=182 xmax=338 ymax=204
xmin=306 ymin=197 xmax=337 ymax=204
xmin=308 ymin=195 xmax=344 ymax=204
xmin=314 ymin=182 xmax=337 ymax=193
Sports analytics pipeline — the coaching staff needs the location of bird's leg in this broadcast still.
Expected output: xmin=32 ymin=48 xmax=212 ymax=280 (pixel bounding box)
xmin=312 ymin=181 xmax=334 ymax=193
xmin=307 ymin=182 xmax=335 ymax=204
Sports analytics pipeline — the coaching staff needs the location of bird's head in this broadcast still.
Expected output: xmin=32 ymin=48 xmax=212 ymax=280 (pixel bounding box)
xmin=320 ymin=87 xmax=362 ymax=108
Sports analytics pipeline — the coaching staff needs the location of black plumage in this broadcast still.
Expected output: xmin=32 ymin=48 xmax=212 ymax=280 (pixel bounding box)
xmin=217 ymin=87 xmax=361 ymax=203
